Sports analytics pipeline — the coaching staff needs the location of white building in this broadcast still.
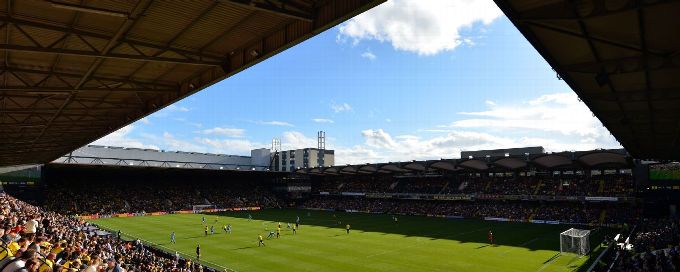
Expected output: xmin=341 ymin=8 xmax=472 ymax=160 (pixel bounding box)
xmin=275 ymin=148 xmax=334 ymax=172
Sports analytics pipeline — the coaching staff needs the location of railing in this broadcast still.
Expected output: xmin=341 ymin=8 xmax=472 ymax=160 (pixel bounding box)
xmin=606 ymin=225 xmax=637 ymax=272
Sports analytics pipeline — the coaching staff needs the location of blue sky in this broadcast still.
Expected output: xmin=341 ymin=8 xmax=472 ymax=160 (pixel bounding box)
xmin=93 ymin=0 xmax=621 ymax=164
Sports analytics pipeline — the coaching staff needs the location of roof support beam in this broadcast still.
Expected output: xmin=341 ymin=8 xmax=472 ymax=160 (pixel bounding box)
xmin=524 ymin=21 xmax=667 ymax=57
xmin=638 ymin=7 xmax=656 ymax=134
xmin=516 ymin=0 xmax=677 ymax=21
xmin=0 ymin=44 xmax=223 ymax=66
xmin=0 ymin=15 xmax=225 ymax=61
xmin=225 ymin=0 xmax=314 ymax=22
xmin=0 ymin=66 xmax=176 ymax=89
xmin=561 ymin=55 xmax=679 ymax=74
xmin=583 ymin=88 xmax=680 ymax=102
xmin=0 ymin=86 xmax=174 ymax=93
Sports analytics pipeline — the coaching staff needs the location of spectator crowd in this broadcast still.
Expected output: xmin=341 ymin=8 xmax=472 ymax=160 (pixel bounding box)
xmin=0 ymin=193 xmax=212 ymax=272
xmin=301 ymin=197 xmax=638 ymax=224
xmin=43 ymin=179 xmax=280 ymax=216
xmin=313 ymin=173 xmax=635 ymax=197
xmin=608 ymin=219 xmax=680 ymax=271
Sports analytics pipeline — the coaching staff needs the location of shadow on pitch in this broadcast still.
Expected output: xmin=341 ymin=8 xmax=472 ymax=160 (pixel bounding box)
xmin=232 ymin=246 xmax=255 ymax=250
xmin=544 ymin=253 xmax=560 ymax=264
xmin=208 ymin=208 xmax=614 ymax=253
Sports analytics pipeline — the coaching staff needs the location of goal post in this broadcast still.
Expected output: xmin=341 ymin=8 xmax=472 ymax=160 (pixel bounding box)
xmin=560 ymin=228 xmax=591 ymax=255
xmin=192 ymin=204 xmax=217 ymax=213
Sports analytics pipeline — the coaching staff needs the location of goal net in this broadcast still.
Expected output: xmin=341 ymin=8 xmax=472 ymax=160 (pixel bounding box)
xmin=192 ymin=204 xmax=217 ymax=213
xmin=560 ymin=228 xmax=591 ymax=255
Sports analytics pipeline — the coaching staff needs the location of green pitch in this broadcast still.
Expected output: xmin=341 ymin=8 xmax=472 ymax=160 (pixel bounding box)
xmin=90 ymin=209 xmax=608 ymax=272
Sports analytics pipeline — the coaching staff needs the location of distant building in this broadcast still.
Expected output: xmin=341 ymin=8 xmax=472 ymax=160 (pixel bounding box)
xmin=274 ymin=148 xmax=334 ymax=172
xmin=250 ymin=148 xmax=271 ymax=167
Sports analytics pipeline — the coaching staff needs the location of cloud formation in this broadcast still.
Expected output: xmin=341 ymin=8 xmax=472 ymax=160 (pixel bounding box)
xmin=361 ymin=51 xmax=377 ymax=60
xmin=166 ymin=105 xmax=189 ymax=112
xmin=282 ymin=131 xmax=318 ymax=150
xmin=331 ymin=102 xmax=353 ymax=113
xmin=338 ymin=0 xmax=503 ymax=55
xmin=312 ymin=118 xmax=335 ymax=124
xmin=450 ymin=93 xmax=606 ymax=138
xmin=254 ymin=120 xmax=294 ymax=127
xmin=91 ymin=125 xmax=159 ymax=150
xmin=199 ymin=127 xmax=245 ymax=137
xmin=90 ymin=92 xmax=621 ymax=165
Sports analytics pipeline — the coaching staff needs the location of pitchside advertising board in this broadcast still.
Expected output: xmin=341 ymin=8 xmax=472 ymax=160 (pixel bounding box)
xmin=78 ymin=207 xmax=261 ymax=220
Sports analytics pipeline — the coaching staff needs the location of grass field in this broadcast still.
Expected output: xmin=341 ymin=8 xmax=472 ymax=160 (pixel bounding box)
xmin=90 ymin=209 xmax=608 ymax=272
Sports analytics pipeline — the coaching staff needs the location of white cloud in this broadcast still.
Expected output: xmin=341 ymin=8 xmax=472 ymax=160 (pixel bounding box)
xmin=312 ymin=118 xmax=335 ymax=124
xmin=361 ymin=51 xmax=376 ymax=60
xmin=153 ymin=104 xmax=190 ymax=118
xmin=91 ymin=125 xmax=159 ymax=150
xmin=89 ymin=92 xmax=621 ymax=165
xmin=158 ymin=132 xmax=207 ymax=152
xmin=362 ymin=129 xmax=398 ymax=149
xmin=354 ymin=129 xmax=518 ymax=162
xmin=166 ymin=105 xmax=189 ymax=112
xmin=139 ymin=118 xmax=151 ymax=125
xmin=334 ymin=145 xmax=383 ymax=165
xmin=255 ymin=120 xmax=294 ymax=127
xmin=282 ymin=131 xmax=318 ymax=150
xmin=196 ymin=138 xmax=262 ymax=155
xmin=450 ymin=92 xmax=607 ymax=138
xmin=385 ymin=118 xmax=392 ymax=123
xmin=331 ymin=102 xmax=353 ymax=113
xmin=338 ymin=0 xmax=503 ymax=55
xmin=199 ymin=127 xmax=245 ymax=137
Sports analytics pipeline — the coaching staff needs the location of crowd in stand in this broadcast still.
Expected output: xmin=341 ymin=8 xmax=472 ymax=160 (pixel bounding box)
xmin=301 ymin=197 xmax=638 ymax=224
xmin=44 ymin=180 xmax=280 ymax=216
xmin=0 ymin=193 xmax=211 ymax=272
xmin=608 ymin=219 xmax=680 ymax=271
xmin=314 ymin=173 xmax=635 ymax=197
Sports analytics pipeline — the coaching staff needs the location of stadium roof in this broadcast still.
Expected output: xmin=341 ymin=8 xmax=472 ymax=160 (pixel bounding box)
xmin=0 ymin=0 xmax=384 ymax=167
xmin=296 ymin=149 xmax=631 ymax=176
xmin=495 ymin=0 xmax=680 ymax=160
xmin=51 ymin=144 xmax=267 ymax=171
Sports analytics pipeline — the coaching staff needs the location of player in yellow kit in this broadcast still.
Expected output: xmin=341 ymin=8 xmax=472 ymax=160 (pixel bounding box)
xmin=346 ymin=224 xmax=351 ymax=234
xmin=258 ymin=235 xmax=265 ymax=247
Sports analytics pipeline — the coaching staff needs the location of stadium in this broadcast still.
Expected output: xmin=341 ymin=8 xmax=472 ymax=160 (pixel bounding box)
xmin=1 ymin=1 xmax=679 ymax=272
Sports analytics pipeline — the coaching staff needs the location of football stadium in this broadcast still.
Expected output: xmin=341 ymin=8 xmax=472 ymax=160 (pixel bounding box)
xmin=1 ymin=1 xmax=680 ymax=272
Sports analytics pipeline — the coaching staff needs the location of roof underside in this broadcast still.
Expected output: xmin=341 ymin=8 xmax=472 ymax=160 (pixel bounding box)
xmin=0 ymin=0 xmax=384 ymax=166
xmin=495 ymin=0 xmax=680 ymax=160
xmin=297 ymin=149 xmax=630 ymax=176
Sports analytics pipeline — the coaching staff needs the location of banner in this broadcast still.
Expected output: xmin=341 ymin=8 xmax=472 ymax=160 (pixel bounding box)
xmin=365 ymin=193 xmax=393 ymax=199
xmin=433 ymin=195 xmax=472 ymax=201
xmin=585 ymin=196 xmax=618 ymax=202
xmin=530 ymin=220 xmax=545 ymax=224
xmin=484 ymin=217 xmax=510 ymax=222
xmin=340 ymin=192 xmax=365 ymax=196
xmin=545 ymin=220 xmax=560 ymax=225
xmin=81 ymin=206 xmax=261 ymax=220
